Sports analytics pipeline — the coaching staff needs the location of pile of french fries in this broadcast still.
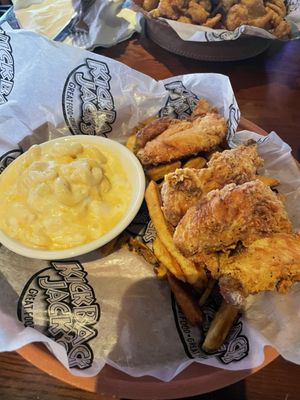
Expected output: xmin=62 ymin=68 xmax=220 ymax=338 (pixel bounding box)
xmin=100 ymin=122 xmax=280 ymax=353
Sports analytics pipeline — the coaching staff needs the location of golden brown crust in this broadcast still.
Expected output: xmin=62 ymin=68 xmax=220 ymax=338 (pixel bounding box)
xmin=190 ymin=97 xmax=218 ymax=118
xmin=134 ymin=117 xmax=172 ymax=152
xmin=173 ymin=180 xmax=292 ymax=257
xmin=217 ymin=233 xmax=300 ymax=298
xmin=186 ymin=1 xmax=210 ymax=24
xmin=161 ymin=167 xmax=205 ymax=226
xmin=161 ymin=142 xmax=263 ymax=226
xmin=137 ymin=113 xmax=227 ymax=165
xmin=140 ymin=0 xmax=291 ymax=38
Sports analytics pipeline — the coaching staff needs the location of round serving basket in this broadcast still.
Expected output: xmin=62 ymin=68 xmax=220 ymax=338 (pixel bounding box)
xmin=16 ymin=118 xmax=279 ymax=398
xmin=145 ymin=16 xmax=271 ymax=61
xmin=131 ymin=1 xmax=272 ymax=62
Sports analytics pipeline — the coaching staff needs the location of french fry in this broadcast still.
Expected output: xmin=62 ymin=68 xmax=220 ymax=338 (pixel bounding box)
xmin=198 ymin=279 xmax=216 ymax=306
xmin=146 ymin=161 xmax=181 ymax=181
xmin=154 ymin=263 xmax=168 ymax=279
xmin=145 ymin=180 xmax=206 ymax=284
xmin=167 ymin=273 xmax=203 ymax=325
xmin=255 ymin=175 xmax=280 ymax=187
xmin=126 ymin=237 xmax=159 ymax=267
xmin=202 ymin=300 xmax=239 ymax=353
xmin=126 ymin=134 xmax=137 ymax=152
xmin=183 ymin=156 xmax=207 ymax=169
xmin=153 ymin=236 xmax=185 ymax=281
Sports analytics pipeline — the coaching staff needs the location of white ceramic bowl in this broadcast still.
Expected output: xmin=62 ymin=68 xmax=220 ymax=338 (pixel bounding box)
xmin=0 ymin=135 xmax=145 ymax=260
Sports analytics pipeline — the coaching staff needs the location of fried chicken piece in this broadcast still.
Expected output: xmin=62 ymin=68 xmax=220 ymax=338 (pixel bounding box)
xmin=162 ymin=167 xmax=206 ymax=226
xmin=248 ymin=12 xmax=272 ymax=29
xmin=225 ymin=4 xmax=249 ymax=30
xmin=155 ymin=0 xmax=188 ymax=19
xmin=271 ymin=19 xmax=291 ymax=38
xmin=225 ymin=0 xmax=270 ymax=30
xmin=178 ymin=15 xmax=193 ymax=23
xmin=266 ymin=6 xmax=291 ymax=38
xmin=214 ymin=0 xmax=239 ymax=15
xmin=161 ymin=142 xmax=263 ymax=226
xmin=137 ymin=113 xmax=227 ymax=166
xmin=203 ymin=13 xmax=222 ymax=27
xmin=186 ymin=0 xmax=210 ymax=24
xmin=190 ymin=98 xmax=218 ymax=118
xmin=216 ymin=233 xmax=300 ymax=303
xmin=266 ymin=0 xmax=286 ymax=18
xmin=199 ymin=0 xmax=212 ymax=12
xmin=143 ymin=0 xmax=159 ymax=11
xmin=241 ymin=0 xmax=266 ymax=18
xmin=173 ymin=180 xmax=292 ymax=259
xmin=202 ymin=140 xmax=264 ymax=191
xmin=134 ymin=117 xmax=172 ymax=152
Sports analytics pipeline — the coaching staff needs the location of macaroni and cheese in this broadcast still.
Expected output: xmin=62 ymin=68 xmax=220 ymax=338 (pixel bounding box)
xmin=0 ymin=139 xmax=132 ymax=250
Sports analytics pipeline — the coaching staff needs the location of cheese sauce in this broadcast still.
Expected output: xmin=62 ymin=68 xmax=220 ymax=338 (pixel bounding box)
xmin=0 ymin=140 xmax=132 ymax=249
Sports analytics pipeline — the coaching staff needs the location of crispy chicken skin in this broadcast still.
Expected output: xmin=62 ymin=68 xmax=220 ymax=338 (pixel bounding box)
xmin=134 ymin=117 xmax=172 ymax=152
xmin=186 ymin=1 xmax=209 ymax=24
xmin=137 ymin=113 xmax=227 ymax=165
xmin=161 ymin=167 xmax=205 ymax=226
xmin=161 ymin=142 xmax=263 ymax=226
xmin=216 ymin=233 xmax=300 ymax=301
xmin=156 ymin=0 xmax=188 ymax=19
xmin=173 ymin=180 xmax=292 ymax=258
xmin=190 ymin=97 xmax=218 ymax=118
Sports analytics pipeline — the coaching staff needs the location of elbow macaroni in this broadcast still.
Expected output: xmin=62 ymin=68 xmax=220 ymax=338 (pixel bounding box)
xmin=0 ymin=140 xmax=132 ymax=250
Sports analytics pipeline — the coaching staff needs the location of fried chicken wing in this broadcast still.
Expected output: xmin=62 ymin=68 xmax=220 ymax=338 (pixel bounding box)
xmin=161 ymin=142 xmax=263 ymax=226
xmin=137 ymin=113 xmax=227 ymax=165
xmin=266 ymin=6 xmax=291 ymax=38
xmin=186 ymin=1 xmax=210 ymax=24
xmin=173 ymin=180 xmax=292 ymax=259
xmin=154 ymin=0 xmax=188 ymax=19
xmin=203 ymin=13 xmax=222 ymax=27
xmin=216 ymin=233 xmax=300 ymax=302
xmin=225 ymin=0 xmax=274 ymax=31
xmin=225 ymin=4 xmax=248 ymax=30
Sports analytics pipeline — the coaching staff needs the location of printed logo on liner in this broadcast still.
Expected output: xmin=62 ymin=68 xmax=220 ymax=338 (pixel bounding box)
xmin=0 ymin=27 xmax=14 ymax=104
xmin=62 ymin=58 xmax=116 ymax=136
xmin=172 ymin=292 xmax=249 ymax=364
xmin=18 ymin=261 xmax=100 ymax=370
xmin=0 ymin=148 xmax=22 ymax=173
xmin=160 ymin=81 xmax=199 ymax=119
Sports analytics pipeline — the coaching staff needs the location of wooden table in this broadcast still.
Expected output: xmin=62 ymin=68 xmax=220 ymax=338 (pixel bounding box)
xmin=1 ymin=27 xmax=300 ymax=400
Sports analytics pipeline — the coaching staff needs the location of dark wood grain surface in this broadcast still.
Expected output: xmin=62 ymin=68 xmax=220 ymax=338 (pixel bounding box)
xmin=1 ymin=16 xmax=300 ymax=400
xmin=99 ymin=35 xmax=300 ymax=160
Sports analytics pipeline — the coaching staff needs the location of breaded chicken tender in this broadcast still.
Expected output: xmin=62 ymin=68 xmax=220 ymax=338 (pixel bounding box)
xmin=173 ymin=180 xmax=292 ymax=259
xmin=216 ymin=233 xmax=300 ymax=302
xmin=137 ymin=113 xmax=227 ymax=165
xmin=161 ymin=142 xmax=263 ymax=226
xmin=134 ymin=117 xmax=172 ymax=152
